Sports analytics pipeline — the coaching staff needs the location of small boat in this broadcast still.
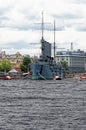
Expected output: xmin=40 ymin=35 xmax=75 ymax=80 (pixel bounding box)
xmin=53 ymin=75 xmax=61 ymax=80
xmin=4 ymin=76 xmax=12 ymax=80
xmin=80 ymin=76 xmax=86 ymax=80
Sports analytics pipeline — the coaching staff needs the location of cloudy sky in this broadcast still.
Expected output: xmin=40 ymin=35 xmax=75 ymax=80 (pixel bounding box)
xmin=0 ymin=0 xmax=86 ymax=56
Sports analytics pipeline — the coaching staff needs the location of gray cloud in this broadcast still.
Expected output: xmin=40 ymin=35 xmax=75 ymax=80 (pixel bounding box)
xmin=66 ymin=23 xmax=86 ymax=32
xmin=0 ymin=3 xmax=84 ymax=33
xmin=0 ymin=16 xmax=9 ymax=25
xmin=0 ymin=7 xmax=13 ymax=26
xmin=1 ymin=41 xmax=28 ymax=49
xmin=0 ymin=16 xmax=65 ymax=32
xmin=72 ymin=0 xmax=86 ymax=4
xmin=1 ymin=41 xmax=40 ymax=50
xmin=51 ymin=11 xmax=86 ymax=32
xmin=78 ymin=28 xmax=86 ymax=32
xmin=0 ymin=11 xmax=86 ymax=33
xmin=52 ymin=12 xmax=82 ymax=20
xmin=74 ymin=24 xmax=86 ymax=32
xmin=0 ymin=8 xmax=8 ymax=15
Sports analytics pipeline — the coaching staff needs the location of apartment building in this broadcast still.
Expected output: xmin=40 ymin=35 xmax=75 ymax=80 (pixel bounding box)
xmin=55 ymin=50 xmax=86 ymax=73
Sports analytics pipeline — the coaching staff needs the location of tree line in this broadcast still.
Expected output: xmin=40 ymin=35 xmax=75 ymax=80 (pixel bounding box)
xmin=0 ymin=56 xmax=68 ymax=73
xmin=0 ymin=56 xmax=31 ymax=72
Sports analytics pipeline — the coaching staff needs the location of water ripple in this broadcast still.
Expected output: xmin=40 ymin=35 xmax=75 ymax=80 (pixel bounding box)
xmin=0 ymin=79 xmax=86 ymax=130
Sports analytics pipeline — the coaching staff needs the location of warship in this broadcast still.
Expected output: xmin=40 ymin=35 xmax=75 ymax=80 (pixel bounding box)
xmin=29 ymin=13 xmax=64 ymax=80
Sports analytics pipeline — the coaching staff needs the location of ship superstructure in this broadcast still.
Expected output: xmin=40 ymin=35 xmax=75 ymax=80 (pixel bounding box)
xmin=29 ymin=13 xmax=64 ymax=80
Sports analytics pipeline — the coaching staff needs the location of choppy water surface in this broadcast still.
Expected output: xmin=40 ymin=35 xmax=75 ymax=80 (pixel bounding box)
xmin=0 ymin=79 xmax=86 ymax=130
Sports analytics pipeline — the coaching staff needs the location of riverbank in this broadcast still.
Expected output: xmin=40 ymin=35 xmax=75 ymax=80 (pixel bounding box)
xmin=0 ymin=72 xmax=22 ymax=79
xmin=65 ymin=73 xmax=86 ymax=80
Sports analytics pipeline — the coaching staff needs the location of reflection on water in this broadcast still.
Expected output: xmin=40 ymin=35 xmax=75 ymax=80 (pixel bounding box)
xmin=0 ymin=79 xmax=86 ymax=130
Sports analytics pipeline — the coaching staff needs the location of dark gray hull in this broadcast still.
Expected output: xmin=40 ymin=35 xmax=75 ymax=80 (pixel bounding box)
xmin=29 ymin=59 xmax=64 ymax=80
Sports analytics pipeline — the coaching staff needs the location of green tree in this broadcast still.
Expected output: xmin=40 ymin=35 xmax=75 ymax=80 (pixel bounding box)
xmin=20 ymin=64 xmax=27 ymax=72
xmin=60 ymin=60 xmax=69 ymax=74
xmin=20 ymin=56 xmax=31 ymax=72
xmin=60 ymin=60 xmax=68 ymax=69
xmin=23 ymin=56 xmax=31 ymax=66
xmin=0 ymin=59 xmax=11 ymax=72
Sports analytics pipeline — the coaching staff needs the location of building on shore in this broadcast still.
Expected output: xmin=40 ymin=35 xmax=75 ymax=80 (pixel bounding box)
xmin=0 ymin=51 xmax=24 ymax=70
xmin=55 ymin=49 xmax=86 ymax=74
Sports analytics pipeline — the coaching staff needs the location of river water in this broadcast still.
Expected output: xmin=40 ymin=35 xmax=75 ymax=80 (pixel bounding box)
xmin=0 ymin=79 xmax=86 ymax=130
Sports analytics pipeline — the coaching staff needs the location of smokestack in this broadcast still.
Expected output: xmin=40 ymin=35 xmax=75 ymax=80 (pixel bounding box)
xmin=71 ymin=42 xmax=73 ymax=52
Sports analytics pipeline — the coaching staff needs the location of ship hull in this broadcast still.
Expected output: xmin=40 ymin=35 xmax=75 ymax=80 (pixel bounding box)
xmin=29 ymin=59 xmax=64 ymax=80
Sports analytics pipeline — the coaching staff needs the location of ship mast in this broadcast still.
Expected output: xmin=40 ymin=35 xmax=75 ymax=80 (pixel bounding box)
xmin=42 ymin=12 xmax=44 ymax=40
xmin=54 ymin=20 xmax=56 ymax=59
xmin=41 ymin=12 xmax=50 ymax=40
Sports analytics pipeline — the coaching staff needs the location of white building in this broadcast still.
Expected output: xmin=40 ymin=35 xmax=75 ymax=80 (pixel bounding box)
xmin=55 ymin=50 xmax=86 ymax=73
